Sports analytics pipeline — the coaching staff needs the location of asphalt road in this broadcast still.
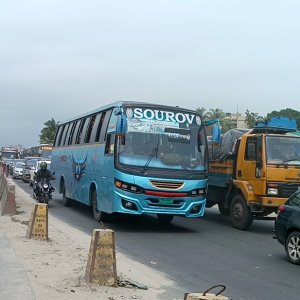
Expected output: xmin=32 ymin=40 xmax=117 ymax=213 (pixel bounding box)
xmin=17 ymin=180 xmax=300 ymax=300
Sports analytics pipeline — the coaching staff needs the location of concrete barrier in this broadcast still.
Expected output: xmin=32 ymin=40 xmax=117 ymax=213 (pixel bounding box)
xmin=85 ymin=229 xmax=117 ymax=286
xmin=26 ymin=203 xmax=49 ymax=240
xmin=0 ymin=172 xmax=16 ymax=216
xmin=0 ymin=173 xmax=5 ymax=200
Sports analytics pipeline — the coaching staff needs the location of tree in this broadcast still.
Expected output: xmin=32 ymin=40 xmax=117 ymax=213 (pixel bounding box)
xmin=195 ymin=107 xmax=208 ymax=119
xmin=220 ymin=118 xmax=235 ymax=133
xmin=39 ymin=118 xmax=59 ymax=144
xmin=244 ymin=110 xmax=263 ymax=128
xmin=206 ymin=108 xmax=226 ymax=119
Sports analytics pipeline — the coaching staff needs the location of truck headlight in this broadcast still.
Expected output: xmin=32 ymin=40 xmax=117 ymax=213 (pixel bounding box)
xmin=267 ymin=188 xmax=278 ymax=195
xmin=267 ymin=183 xmax=279 ymax=195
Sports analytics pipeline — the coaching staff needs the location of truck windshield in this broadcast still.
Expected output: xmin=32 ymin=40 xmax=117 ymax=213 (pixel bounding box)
xmin=266 ymin=136 xmax=300 ymax=165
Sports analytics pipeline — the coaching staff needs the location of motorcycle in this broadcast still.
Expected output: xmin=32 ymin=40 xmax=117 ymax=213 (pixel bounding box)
xmin=33 ymin=172 xmax=55 ymax=204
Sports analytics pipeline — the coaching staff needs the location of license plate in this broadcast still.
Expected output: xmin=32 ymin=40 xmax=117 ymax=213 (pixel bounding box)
xmin=159 ymin=198 xmax=174 ymax=205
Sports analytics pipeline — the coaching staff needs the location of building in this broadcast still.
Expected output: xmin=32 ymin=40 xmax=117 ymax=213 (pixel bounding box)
xmin=225 ymin=113 xmax=248 ymax=129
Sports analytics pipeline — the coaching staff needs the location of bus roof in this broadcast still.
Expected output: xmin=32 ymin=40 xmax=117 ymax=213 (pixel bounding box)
xmin=59 ymin=101 xmax=199 ymax=125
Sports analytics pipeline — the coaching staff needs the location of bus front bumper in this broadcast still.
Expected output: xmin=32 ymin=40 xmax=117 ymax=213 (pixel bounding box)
xmin=113 ymin=190 xmax=206 ymax=218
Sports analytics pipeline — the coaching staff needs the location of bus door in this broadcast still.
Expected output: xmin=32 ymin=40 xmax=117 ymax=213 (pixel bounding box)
xmin=98 ymin=110 xmax=115 ymax=213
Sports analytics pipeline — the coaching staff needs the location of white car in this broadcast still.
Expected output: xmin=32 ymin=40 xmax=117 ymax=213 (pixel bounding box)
xmin=29 ymin=160 xmax=51 ymax=187
xmin=13 ymin=161 xmax=24 ymax=179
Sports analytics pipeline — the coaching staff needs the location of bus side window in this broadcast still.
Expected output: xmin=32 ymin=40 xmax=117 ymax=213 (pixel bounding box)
xmin=75 ymin=118 xmax=87 ymax=144
xmin=105 ymin=134 xmax=115 ymax=155
xmin=71 ymin=121 xmax=81 ymax=145
xmin=54 ymin=125 xmax=64 ymax=147
xmin=65 ymin=122 xmax=75 ymax=146
xmin=95 ymin=112 xmax=106 ymax=143
xmin=67 ymin=121 xmax=77 ymax=145
xmin=90 ymin=113 xmax=102 ymax=143
xmin=84 ymin=115 xmax=96 ymax=144
xmin=93 ymin=109 xmax=113 ymax=143
xmin=60 ymin=123 xmax=70 ymax=147
xmin=101 ymin=110 xmax=113 ymax=142
xmin=80 ymin=116 xmax=91 ymax=144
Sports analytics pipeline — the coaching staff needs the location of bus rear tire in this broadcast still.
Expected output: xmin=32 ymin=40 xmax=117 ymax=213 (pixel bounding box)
xmin=157 ymin=214 xmax=174 ymax=225
xmin=230 ymin=194 xmax=253 ymax=230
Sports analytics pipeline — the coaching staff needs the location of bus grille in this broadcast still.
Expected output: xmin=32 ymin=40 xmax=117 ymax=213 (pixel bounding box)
xmin=278 ymin=183 xmax=300 ymax=198
xmin=150 ymin=180 xmax=184 ymax=190
xmin=146 ymin=198 xmax=184 ymax=208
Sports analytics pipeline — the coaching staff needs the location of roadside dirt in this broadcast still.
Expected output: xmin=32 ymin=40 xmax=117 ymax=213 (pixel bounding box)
xmin=0 ymin=184 xmax=176 ymax=300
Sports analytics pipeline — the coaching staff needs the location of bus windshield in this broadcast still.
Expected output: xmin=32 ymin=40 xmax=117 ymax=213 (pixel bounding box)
xmin=117 ymin=107 xmax=206 ymax=172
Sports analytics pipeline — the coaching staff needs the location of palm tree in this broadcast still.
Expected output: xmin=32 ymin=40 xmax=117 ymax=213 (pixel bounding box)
xmin=206 ymin=108 xmax=226 ymax=119
xmin=195 ymin=107 xmax=207 ymax=119
xmin=39 ymin=118 xmax=59 ymax=144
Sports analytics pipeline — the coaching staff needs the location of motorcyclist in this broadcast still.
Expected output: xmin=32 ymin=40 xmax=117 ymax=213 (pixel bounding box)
xmin=34 ymin=161 xmax=55 ymax=197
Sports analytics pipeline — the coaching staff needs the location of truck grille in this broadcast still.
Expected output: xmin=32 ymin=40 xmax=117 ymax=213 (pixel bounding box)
xmin=150 ymin=180 xmax=184 ymax=190
xmin=278 ymin=183 xmax=300 ymax=198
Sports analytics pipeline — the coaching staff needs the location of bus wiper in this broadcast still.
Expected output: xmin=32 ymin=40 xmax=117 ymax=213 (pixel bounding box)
xmin=141 ymin=140 xmax=159 ymax=174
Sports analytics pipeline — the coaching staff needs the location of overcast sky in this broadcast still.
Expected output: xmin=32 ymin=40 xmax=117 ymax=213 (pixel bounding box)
xmin=1 ymin=0 xmax=300 ymax=148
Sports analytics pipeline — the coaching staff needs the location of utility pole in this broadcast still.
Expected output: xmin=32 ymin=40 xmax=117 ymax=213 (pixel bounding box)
xmin=236 ymin=104 xmax=239 ymax=128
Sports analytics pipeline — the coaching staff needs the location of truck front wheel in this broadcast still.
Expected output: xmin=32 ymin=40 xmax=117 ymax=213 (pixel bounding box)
xmin=230 ymin=194 xmax=253 ymax=230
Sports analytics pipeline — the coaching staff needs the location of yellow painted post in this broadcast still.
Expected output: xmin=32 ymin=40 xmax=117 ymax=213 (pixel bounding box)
xmin=85 ymin=229 xmax=117 ymax=286
xmin=184 ymin=285 xmax=230 ymax=300
xmin=26 ymin=203 xmax=48 ymax=240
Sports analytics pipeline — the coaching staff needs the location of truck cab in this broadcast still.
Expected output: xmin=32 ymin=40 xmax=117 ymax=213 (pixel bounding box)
xmin=207 ymin=117 xmax=300 ymax=230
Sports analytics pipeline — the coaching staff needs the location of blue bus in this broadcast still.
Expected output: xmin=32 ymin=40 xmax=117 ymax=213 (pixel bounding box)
xmin=51 ymin=101 xmax=216 ymax=224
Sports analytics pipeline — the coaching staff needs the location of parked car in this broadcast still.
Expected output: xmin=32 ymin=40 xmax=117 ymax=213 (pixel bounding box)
xmin=29 ymin=160 xmax=51 ymax=187
xmin=274 ymin=189 xmax=300 ymax=265
xmin=13 ymin=161 xmax=24 ymax=179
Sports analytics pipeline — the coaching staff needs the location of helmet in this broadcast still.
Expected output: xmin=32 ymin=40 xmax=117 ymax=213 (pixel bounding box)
xmin=40 ymin=161 xmax=47 ymax=170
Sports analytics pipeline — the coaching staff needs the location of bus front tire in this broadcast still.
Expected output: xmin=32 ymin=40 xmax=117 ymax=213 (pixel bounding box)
xmin=157 ymin=214 xmax=174 ymax=225
xmin=62 ymin=184 xmax=72 ymax=206
xmin=91 ymin=190 xmax=113 ymax=222
xmin=230 ymin=194 xmax=253 ymax=230
xmin=92 ymin=190 xmax=102 ymax=222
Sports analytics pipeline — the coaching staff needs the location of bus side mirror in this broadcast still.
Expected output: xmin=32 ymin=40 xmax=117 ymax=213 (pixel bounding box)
xmin=212 ymin=124 xmax=222 ymax=143
xmin=116 ymin=115 xmax=127 ymax=136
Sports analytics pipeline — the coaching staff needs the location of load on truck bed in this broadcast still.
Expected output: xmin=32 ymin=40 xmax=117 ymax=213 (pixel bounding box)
xmin=206 ymin=117 xmax=300 ymax=230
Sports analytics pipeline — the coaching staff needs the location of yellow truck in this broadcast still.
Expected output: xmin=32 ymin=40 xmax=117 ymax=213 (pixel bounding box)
xmin=206 ymin=117 xmax=300 ymax=230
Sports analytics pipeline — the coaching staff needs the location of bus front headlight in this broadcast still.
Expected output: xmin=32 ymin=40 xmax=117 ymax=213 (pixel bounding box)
xmin=115 ymin=179 xmax=142 ymax=193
